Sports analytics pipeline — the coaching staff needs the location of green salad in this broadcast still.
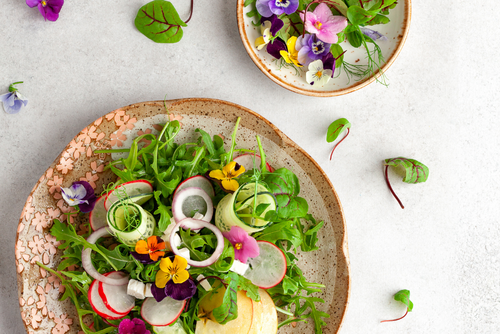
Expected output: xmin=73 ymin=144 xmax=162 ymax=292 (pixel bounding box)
xmin=39 ymin=117 xmax=329 ymax=334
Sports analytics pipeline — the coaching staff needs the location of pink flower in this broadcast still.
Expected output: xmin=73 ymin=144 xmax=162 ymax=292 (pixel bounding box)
xmin=26 ymin=0 xmax=64 ymax=22
xmin=300 ymin=3 xmax=348 ymax=44
xmin=222 ymin=226 xmax=259 ymax=264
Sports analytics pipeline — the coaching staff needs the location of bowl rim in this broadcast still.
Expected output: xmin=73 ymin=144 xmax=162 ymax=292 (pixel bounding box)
xmin=16 ymin=98 xmax=351 ymax=333
xmin=236 ymin=0 xmax=412 ymax=97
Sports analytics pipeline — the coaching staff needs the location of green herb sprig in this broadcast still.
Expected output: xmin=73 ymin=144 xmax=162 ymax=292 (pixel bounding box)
xmin=381 ymin=289 xmax=414 ymax=323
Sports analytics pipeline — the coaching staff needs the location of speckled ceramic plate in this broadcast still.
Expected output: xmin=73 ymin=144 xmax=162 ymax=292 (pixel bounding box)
xmin=237 ymin=0 xmax=411 ymax=97
xmin=16 ymin=98 xmax=350 ymax=334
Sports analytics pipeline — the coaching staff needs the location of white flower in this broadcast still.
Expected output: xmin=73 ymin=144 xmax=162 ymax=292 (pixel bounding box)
xmin=255 ymin=21 xmax=272 ymax=50
xmin=306 ymin=59 xmax=332 ymax=86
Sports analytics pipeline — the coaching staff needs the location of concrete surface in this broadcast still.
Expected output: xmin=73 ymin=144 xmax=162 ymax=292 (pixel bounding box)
xmin=1 ymin=0 xmax=499 ymax=333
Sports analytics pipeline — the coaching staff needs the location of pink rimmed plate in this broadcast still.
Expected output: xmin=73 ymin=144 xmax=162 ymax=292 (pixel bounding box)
xmin=237 ymin=0 xmax=411 ymax=97
xmin=16 ymin=98 xmax=350 ymax=333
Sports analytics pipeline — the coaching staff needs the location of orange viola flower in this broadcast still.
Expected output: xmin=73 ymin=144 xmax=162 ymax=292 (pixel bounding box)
xmin=135 ymin=236 xmax=166 ymax=262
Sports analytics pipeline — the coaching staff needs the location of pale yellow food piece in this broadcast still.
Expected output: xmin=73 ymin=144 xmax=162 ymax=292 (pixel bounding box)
xmin=259 ymin=288 xmax=278 ymax=334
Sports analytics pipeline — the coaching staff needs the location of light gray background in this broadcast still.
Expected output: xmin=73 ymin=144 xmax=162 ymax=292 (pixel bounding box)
xmin=1 ymin=0 xmax=499 ymax=333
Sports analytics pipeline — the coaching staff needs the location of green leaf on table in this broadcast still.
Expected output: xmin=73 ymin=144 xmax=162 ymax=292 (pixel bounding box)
xmin=135 ymin=1 xmax=187 ymax=44
xmin=394 ymin=289 xmax=413 ymax=312
xmin=326 ymin=118 xmax=351 ymax=143
xmin=383 ymin=157 xmax=429 ymax=209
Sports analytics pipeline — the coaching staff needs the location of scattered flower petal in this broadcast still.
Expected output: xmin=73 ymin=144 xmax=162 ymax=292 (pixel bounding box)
xmin=26 ymin=0 xmax=64 ymax=22
xmin=361 ymin=27 xmax=387 ymax=41
xmin=0 ymin=82 xmax=27 ymax=114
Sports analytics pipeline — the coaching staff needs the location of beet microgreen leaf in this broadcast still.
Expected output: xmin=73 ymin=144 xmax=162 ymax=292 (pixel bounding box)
xmin=135 ymin=0 xmax=188 ymax=43
xmin=384 ymin=157 xmax=429 ymax=209
xmin=326 ymin=118 xmax=351 ymax=160
xmin=381 ymin=289 xmax=413 ymax=323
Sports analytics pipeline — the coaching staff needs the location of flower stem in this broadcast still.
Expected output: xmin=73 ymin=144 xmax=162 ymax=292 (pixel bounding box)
xmin=329 ymin=127 xmax=349 ymax=160
xmin=384 ymin=165 xmax=404 ymax=209
xmin=380 ymin=308 xmax=408 ymax=323
xmin=185 ymin=0 xmax=194 ymax=23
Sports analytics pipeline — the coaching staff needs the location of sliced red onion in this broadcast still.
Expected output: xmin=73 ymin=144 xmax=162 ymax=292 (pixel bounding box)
xmin=169 ymin=218 xmax=224 ymax=267
xmin=172 ymin=187 xmax=213 ymax=227
xmin=82 ymin=227 xmax=129 ymax=286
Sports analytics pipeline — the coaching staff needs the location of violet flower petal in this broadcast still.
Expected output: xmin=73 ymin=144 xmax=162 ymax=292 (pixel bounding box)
xmin=118 ymin=319 xmax=135 ymax=333
xmin=322 ymin=53 xmax=336 ymax=77
xmin=165 ymin=278 xmax=197 ymax=301
xmin=131 ymin=318 xmax=150 ymax=334
xmin=151 ymin=283 xmax=168 ymax=303
xmin=130 ymin=252 xmax=157 ymax=265
xmin=269 ymin=0 xmax=299 ymax=15
xmin=261 ymin=14 xmax=284 ymax=36
xmin=256 ymin=0 xmax=273 ymax=17
xmin=44 ymin=7 xmax=60 ymax=21
xmin=74 ymin=181 xmax=97 ymax=213
xmin=26 ymin=0 xmax=40 ymax=8
xmin=266 ymin=38 xmax=287 ymax=59
xmin=361 ymin=27 xmax=387 ymax=41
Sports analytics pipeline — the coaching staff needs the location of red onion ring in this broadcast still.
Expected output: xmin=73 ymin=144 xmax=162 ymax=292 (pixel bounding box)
xmin=82 ymin=227 xmax=129 ymax=286
xmin=172 ymin=187 xmax=213 ymax=226
xmin=169 ymin=218 xmax=224 ymax=267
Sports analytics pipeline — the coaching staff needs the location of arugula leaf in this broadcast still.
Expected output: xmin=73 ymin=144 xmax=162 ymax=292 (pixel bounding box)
xmin=212 ymin=272 xmax=239 ymax=324
xmin=253 ymin=220 xmax=302 ymax=249
xmin=237 ymin=275 xmax=261 ymax=302
xmin=135 ymin=0 xmax=187 ymax=44
xmin=381 ymin=289 xmax=413 ymax=323
xmin=95 ymin=244 xmax=134 ymax=271
xmin=384 ymin=157 xmax=429 ymax=209
xmin=153 ymin=190 xmax=172 ymax=232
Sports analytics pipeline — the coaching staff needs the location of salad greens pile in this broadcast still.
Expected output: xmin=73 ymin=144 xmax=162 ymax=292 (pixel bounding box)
xmin=40 ymin=115 xmax=331 ymax=333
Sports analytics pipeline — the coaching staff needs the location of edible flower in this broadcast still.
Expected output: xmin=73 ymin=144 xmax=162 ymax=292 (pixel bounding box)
xmin=153 ymin=255 xmax=196 ymax=301
xmin=155 ymin=255 xmax=190 ymax=288
xmin=279 ymin=36 xmax=302 ymax=67
xmin=223 ymin=226 xmax=259 ymax=264
xmin=256 ymin=0 xmax=299 ymax=18
xmin=118 ymin=318 xmax=150 ymax=334
xmin=263 ymin=14 xmax=284 ymax=37
xmin=26 ymin=0 xmax=64 ymax=22
xmin=255 ymin=21 xmax=272 ymax=50
xmin=306 ymin=59 xmax=332 ymax=86
xmin=133 ymin=236 xmax=166 ymax=262
xmin=209 ymin=161 xmax=245 ymax=192
xmin=295 ymin=34 xmax=331 ymax=66
xmin=300 ymin=3 xmax=347 ymax=44
xmin=361 ymin=27 xmax=387 ymax=41
xmin=266 ymin=38 xmax=287 ymax=60
xmin=61 ymin=181 xmax=97 ymax=213
xmin=0 ymin=82 xmax=28 ymax=114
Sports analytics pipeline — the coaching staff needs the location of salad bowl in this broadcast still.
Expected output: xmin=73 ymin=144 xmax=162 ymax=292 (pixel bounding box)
xmin=15 ymin=98 xmax=350 ymax=333
xmin=237 ymin=0 xmax=412 ymax=97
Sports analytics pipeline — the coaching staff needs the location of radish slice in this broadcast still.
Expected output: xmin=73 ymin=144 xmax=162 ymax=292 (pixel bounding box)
xmin=89 ymin=194 xmax=108 ymax=231
xmin=233 ymin=153 xmax=274 ymax=172
xmin=88 ymin=279 xmax=126 ymax=320
xmin=141 ymin=296 xmax=185 ymax=327
xmin=81 ymin=227 xmax=130 ymax=286
xmin=174 ymin=175 xmax=215 ymax=199
xmin=243 ymin=241 xmax=287 ymax=289
xmin=98 ymin=272 xmax=135 ymax=315
xmin=170 ymin=218 xmax=224 ymax=267
xmin=172 ymin=187 xmax=213 ymax=225
xmin=104 ymin=180 xmax=154 ymax=210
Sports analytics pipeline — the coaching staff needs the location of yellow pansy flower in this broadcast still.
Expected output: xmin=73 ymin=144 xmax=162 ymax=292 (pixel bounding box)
xmin=209 ymin=161 xmax=246 ymax=192
xmin=279 ymin=36 xmax=302 ymax=67
xmin=155 ymin=255 xmax=190 ymax=289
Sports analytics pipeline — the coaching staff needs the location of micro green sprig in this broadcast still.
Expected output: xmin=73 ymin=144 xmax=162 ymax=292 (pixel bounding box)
xmin=381 ymin=289 xmax=414 ymax=323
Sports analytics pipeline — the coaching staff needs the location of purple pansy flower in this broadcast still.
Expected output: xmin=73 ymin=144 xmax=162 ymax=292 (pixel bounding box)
xmin=0 ymin=82 xmax=28 ymax=115
xmin=261 ymin=14 xmax=284 ymax=37
xmin=322 ymin=53 xmax=336 ymax=78
xmin=222 ymin=226 xmax=259 ymax=264
xmin=26 ymin=0 xmax=64 ymax=22
xmin=266 ymin=38 xmax=287 ymax=59
xmin=118 ymin=318 xmax=150 ymax=334
xmin=256 ymin=0 xmax=299 ymax=18
xmin=61 ymin=181 xmax=97 ymax=213
xmin=295 ymin=34 xmax=331 ymax=66
xmin=361 ymin=27 xmax=387 ymax=41
xmin=151 ymin=278 xmax=197 ymax=302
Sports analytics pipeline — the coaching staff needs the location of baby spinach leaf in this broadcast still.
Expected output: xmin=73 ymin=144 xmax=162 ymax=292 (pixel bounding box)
xmin=384 ymin=157 xmax=429 ymax=209
xmin=135 ymin=0 xmax=187 ymax=44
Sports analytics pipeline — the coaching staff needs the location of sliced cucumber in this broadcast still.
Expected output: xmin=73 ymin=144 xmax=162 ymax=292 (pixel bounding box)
xmin=107 ymin=201 xmax=155 ymax=246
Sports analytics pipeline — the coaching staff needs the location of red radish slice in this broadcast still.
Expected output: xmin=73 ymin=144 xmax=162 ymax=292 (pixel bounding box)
xmin=174 ymin=175 xmax=215 ymax=199
xmin=170 ymin=218 xmax=224 ymax=267
xmin=141 ymin=296 xmax=185 ymax=326
xmin=172 ymin=187 xmax=213 ymax=224
xmin=88 ymin=279 xmax=126 ymax=320
xmin=104 ymin=180 xmax=154 ymax=210
xmin=81 ymin=227 xmax=130 ymax=286
xmin=89 ymin=194 xmax=108 ymax=231
xmin=233 ymin=153 xmax=274 ymax=173
xmin=243 ymin=240 xmax=287 ymax=289
xmin=98 ymin=272 xmax=135 ymax=315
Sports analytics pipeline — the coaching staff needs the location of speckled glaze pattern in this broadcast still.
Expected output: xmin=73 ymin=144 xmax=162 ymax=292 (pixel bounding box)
xmin=237 ymin=0 xmax=412 ymax=97
xmin=16 ymin=98 xmax=350 ymax=334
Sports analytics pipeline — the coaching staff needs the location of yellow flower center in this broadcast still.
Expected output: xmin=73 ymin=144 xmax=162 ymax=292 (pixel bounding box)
xmin=235 ymin=243 xmax=243 ymax=250
xmin=316 ymin=71 xmax=323 ymax=78
xmin=314 ymin=21 xmax=322 ymax=30
xmin=41 ymin=0 xmax=47 ymax=6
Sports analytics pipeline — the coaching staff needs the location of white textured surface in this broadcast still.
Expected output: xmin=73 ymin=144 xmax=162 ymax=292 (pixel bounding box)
xmin=1 ymin=0 xmax=499 ymax=333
